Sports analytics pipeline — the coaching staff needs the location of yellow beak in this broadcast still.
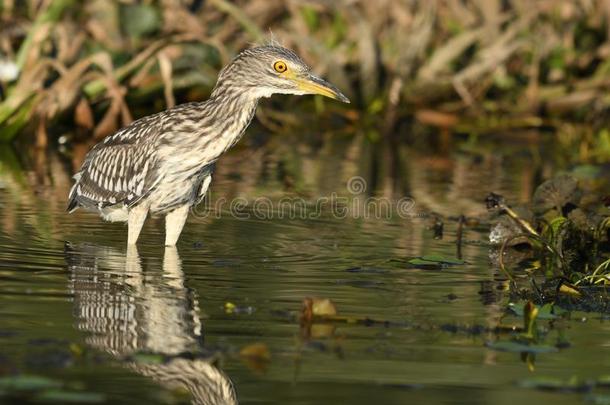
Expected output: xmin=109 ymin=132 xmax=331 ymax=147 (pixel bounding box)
xmin=293 ymin=73 xmax=350 ymax=103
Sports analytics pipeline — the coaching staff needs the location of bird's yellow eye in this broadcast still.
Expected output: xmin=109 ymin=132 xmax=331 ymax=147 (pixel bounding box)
xmin=273 ymin=61 xmax=287 ymax=73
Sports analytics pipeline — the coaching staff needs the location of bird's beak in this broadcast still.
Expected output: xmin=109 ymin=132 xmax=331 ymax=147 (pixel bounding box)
xmin=295 ymin=73 xmax=350 ymax=103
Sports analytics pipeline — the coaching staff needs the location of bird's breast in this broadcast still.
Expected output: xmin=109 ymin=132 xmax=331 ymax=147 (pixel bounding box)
xmin=155 ymin=98 xmax=258 ymax=192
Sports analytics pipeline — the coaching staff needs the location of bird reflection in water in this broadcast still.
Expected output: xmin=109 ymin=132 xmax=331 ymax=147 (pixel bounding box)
xmin=64 ymin=243 xmax=237 ymax=405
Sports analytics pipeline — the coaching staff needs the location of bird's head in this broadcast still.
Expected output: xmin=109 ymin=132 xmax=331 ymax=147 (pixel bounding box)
xmin=215 ymin=45 xmax=350 ymax=103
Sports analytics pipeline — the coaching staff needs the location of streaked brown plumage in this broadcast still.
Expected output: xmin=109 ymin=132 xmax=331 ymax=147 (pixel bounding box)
xmin=68 ymin=45 xmax=349 ymax=246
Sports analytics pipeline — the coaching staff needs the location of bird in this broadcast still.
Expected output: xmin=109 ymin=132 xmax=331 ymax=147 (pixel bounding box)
xmin=66 ymin=243 xmax=238 ymax=404
xmin=67 ymin=44 xmax=349 ymax=246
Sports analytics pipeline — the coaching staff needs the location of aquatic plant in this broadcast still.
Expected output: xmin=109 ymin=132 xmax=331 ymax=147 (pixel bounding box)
xmin=487 ymin=174 xmax=610 ymax=308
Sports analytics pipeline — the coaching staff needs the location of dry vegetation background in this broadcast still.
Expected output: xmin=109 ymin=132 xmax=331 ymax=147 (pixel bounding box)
xmin=1 ymin=0 xmax=610 ymax=158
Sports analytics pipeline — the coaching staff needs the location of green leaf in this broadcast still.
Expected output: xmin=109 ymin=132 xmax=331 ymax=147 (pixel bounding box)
xmin=549 ymin=47 xmax=566 ymax=70
xmin=408 ymin=258 xmax=440 ymax=267
xmin=301 ymin=6 xmax=319 ymax=30
xmin=597 ymin=375 xmax=610 ymax=387
xmin=0 ymin=96 xmax=35 ymax=142
xmin=507 ymin=302 xmax=566 ymax=320
xmin=121 ymin=4 xmax=160 ymax=38
xmin=420 ymin=255 xmax=465 ymax=265
xmin=571 ymin=164 xmax=601 ymax=179
xmin=548 ymin=216 xmax=568 ymax=238
xmin=541 ymin=302 xmax=567 ymax=317
xmin=595 ymin=129 xmax=610 ymax=160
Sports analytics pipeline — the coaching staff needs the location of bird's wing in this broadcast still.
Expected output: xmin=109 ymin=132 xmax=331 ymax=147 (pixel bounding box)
xmin=67 ymin=113 xmax=166 ymax=212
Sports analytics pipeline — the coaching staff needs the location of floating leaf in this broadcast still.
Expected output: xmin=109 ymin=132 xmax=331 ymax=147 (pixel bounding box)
xmin=407 ymin=255 xmax=465 ymax=269
xmin=540 ymin=303 xmax=567 ymax=317
xmin=586 ymin=394 xmax=610 ymax=405
xmin=239 ymin=343 xmax=270 ymax=374
xmin=597 ymin=375 xmax=610 ymax=387
xmin=507 ymin=302 xmax=566 ymax=320
xmin=0 ymin=375 xmax=62 ymax=391
xmin=69 ymin=343 xmax=84 ymax=357
xmin=407 ymin=258 xmax=442 ymax=267
xmin=309 ymin=324 xmax=336 ymax=339
xmin=224 ymin=302 xmax=236 ymax=314
xmin=485 ymin=340 xmax=558 ymax=353
xmin=517 ymin=376 xmax=591 ymax=392
xmin=301 ymin=297 xmax=337 ymax=323
xmin=239 ymin=343 xmax=271 ymax=361
xmin=35 ymin=389 xmax=105 ymax=403
xmin=345 ymin=267 xmax=388 ymax=274
xmin=311 ymin=298 xmax=337 ymax=317
xmin=224 ymin=302 xmax=254 ymax=315
xmin=420 ymin=255 xmax=465 ymax=265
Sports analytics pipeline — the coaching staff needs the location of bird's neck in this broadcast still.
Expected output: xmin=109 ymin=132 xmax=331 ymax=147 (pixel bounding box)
xmin=195 ymin=85 xmax=260 ymax=157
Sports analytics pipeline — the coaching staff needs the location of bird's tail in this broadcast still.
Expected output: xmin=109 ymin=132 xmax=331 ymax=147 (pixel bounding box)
xmin=67 ymin=176 xmax=80 ymax=213
xmin=67 ymin=197 xmax=79 ymax=213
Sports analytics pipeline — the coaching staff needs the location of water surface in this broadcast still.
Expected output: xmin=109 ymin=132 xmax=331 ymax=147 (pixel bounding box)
xmin=1 ymin=132 xmax=608 ymax=404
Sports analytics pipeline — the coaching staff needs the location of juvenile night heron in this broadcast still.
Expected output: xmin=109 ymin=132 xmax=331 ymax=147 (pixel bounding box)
xmin=67 ymin=45 xmax=349 ymax=246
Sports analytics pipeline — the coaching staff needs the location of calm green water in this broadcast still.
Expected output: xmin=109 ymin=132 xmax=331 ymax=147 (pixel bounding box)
xmin=1 ymin=132 xmax=609 ymax=404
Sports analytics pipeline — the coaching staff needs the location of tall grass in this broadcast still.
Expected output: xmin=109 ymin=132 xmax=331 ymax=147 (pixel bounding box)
xmin=1 ymin=0 xmax=610 ymax=146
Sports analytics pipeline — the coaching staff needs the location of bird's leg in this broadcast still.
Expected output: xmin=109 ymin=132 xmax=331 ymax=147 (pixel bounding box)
xmin=127 ymin=204 xmax=149 ymax=245
xmin=165 ymin=205 xmax=190 ymax=246
xmin=125 ymin=244 xmax=144 ymax=289
xmin=163 ymin=246 xmax=184 ymax=289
